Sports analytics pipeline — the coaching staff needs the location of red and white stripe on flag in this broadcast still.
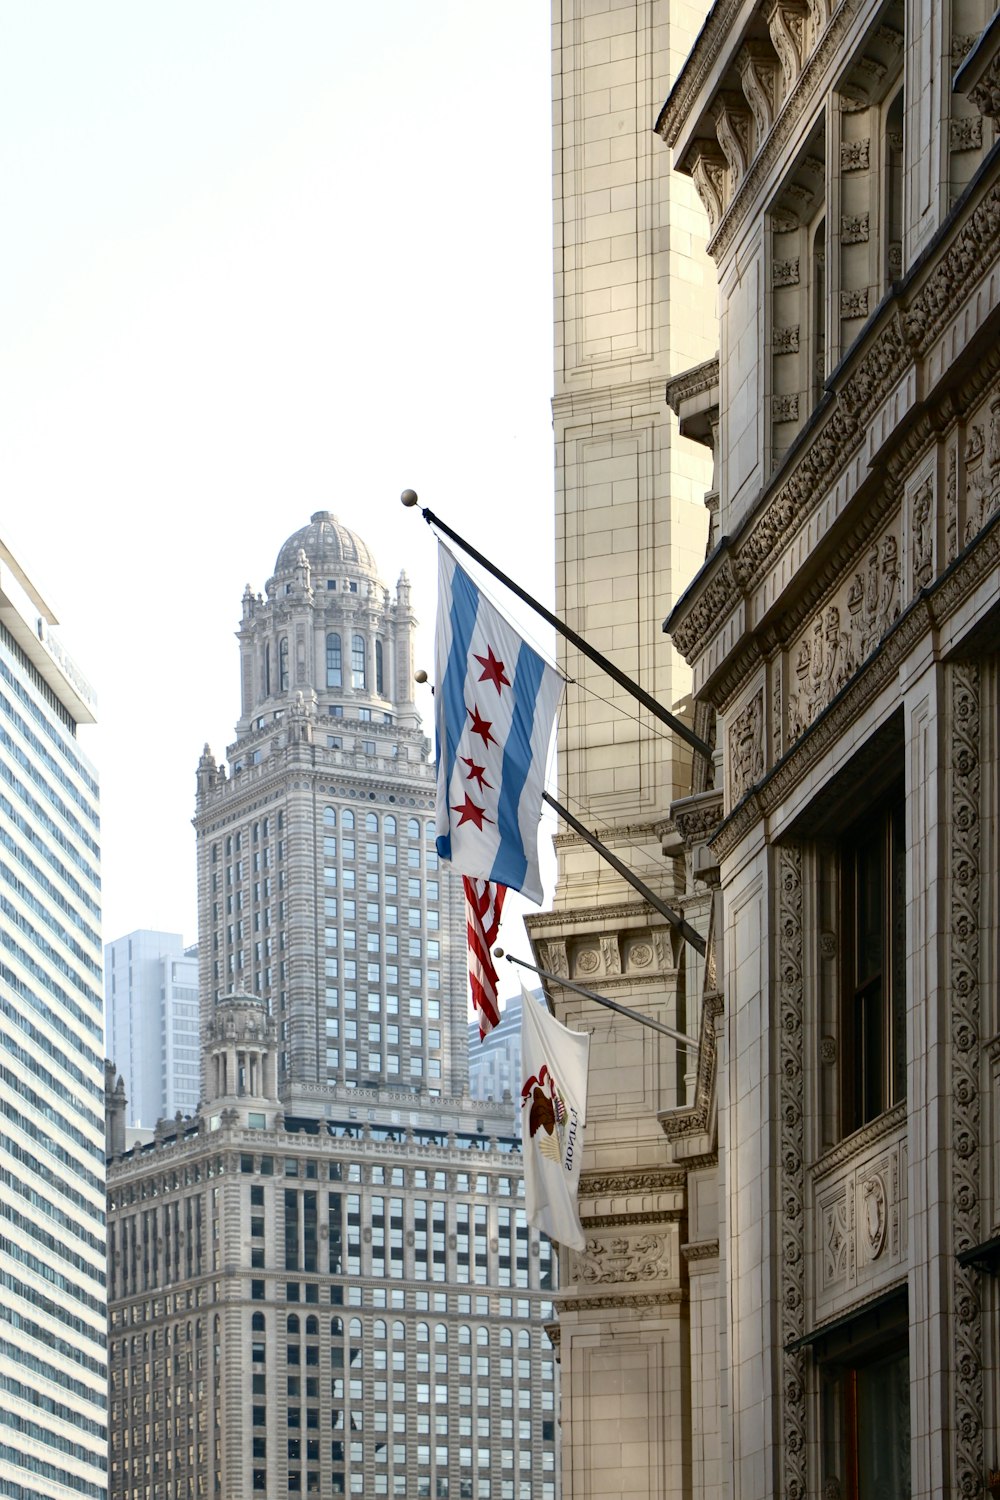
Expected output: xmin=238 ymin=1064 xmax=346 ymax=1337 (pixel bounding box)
xmin=463 ymin=877 xmax=507 ymax=1039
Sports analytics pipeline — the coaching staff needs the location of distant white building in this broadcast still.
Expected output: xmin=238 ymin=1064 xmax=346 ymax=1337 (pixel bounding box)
xmin=105 ymin=929 xmax=200 ymax=1126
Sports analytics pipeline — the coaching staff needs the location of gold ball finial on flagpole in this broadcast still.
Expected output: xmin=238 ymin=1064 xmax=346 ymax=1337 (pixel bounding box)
xmin=493 ymin=947 xmax=505 ymax=959
xmin=400 ymin=489 xmax=419 ymax=507
xmin=414 ymin=670 xmax=428 ymax=684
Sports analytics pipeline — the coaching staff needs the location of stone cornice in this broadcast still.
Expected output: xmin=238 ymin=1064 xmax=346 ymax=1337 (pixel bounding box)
xmin=667 ymin=160 xmax=1000 ymax=683
xmin=681 ymin=1239 xmax=721 ymax=1262
xmin=810 ymin=1101 xmax=907 ymax=1182
xmin=655 ymin=0 xmax=748 ymax=147
xmin=556 ymin=1290 xmax=686 ymax=1312
xmin=578 ymin=1167 xmax=687 ymax=1197
xmin=586 ymin=1211 xmax=683 ymax=1228
xmin=665 ymin=356 xmax=721 ymax=416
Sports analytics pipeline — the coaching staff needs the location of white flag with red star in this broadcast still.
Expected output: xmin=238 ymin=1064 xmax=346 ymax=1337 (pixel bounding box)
xmin=433 ymin=543 xmax=562 ymax=905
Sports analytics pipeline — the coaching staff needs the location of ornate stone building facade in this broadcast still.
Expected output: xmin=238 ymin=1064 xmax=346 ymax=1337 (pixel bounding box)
xmin=527 ymin=4 xmax=717 ymax=1498
xmin=656 ymin=2 xmax=1000 ymax=1497
xmin=107 ymin=516 xmax=557 ymax=1500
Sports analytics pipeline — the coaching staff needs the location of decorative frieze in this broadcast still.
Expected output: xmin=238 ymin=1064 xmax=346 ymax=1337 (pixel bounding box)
xmin=904 ymin=180 xmax=1000 ymax=355
xmin=777 ymin=845 xmax=806 ymax=1500
xmin=910 ymin=478 xmax=934 ymax=593
xmin=814 ymin=1130 xmax=906 ymax=1309
xmin=574 ymin=1233 xmax=671 ymax=1284
xmin=786 ymin=528 xmax=899 ymax=741
xmin=949 ymin=663 xmax=983 ymax=1499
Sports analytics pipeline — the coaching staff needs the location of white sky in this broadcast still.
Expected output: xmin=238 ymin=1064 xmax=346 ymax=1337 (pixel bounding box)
xmin=0 ymin=2 xmax=556 ymax=998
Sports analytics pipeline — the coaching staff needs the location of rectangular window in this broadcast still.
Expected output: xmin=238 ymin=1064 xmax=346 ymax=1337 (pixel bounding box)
xmin=842 ymin=796 xmax=905 ymax=1135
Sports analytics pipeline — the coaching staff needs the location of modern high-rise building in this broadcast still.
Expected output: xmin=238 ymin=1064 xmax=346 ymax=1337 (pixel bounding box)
xmin=0 ymin=539 xmax=107 ymax=1498
xmin=105 ymin=930 xmax=200 ymax=1127
xmin=107 ymin=514 xmax=557 ymax=1500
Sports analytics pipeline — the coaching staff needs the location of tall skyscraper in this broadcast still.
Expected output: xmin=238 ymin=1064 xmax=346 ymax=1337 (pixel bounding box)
xmin=0 ymin=540 xmax=106 ymax=1497
xmin=105 ymin=930 xmax=200 ymax=1127
xmin=108 ymin=514 xmax=557 ymax=1500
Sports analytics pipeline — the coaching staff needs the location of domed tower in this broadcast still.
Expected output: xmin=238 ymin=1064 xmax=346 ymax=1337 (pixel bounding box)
xmin=235 ymin=510 xmax=419 ymax=737
xmin=193 ymin=512 xmax=467 ymax=1113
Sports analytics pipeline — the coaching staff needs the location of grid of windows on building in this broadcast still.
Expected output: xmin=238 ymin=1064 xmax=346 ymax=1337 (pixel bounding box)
xmin=107 ymin=1128 xmax=557 ymax=1500
xmin=108 ymin=513 xmax=558 ymax=1500
xmin=105 ymin=931 xmax=200 ymax=1127
xmin=0 ymin=557 xmax=106 ymax=1498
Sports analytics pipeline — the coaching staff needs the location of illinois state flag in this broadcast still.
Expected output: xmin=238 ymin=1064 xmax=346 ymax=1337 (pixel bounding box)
xmin=434 ymin=543 xmax=562 ymax=904
xmin=519 ymin=981 xmax=589 ymax=1252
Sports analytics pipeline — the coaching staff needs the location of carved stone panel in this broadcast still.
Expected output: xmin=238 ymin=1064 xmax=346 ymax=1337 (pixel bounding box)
xmin=812 ymin=1121 xmax=907 ymax=1318
xmin=786 ymin=523 xmax=900 ymax=744
xmin=728 ymin=689 xmax=764 ymax=806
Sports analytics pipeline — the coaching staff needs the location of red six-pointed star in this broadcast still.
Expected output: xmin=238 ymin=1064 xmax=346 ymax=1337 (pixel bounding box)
xmin=451 ymin=795 xmax=493 ymax=831
xmin=461 ymin=756 xmax=492 ymax=791
xmin=466 ymin=704 xmax=496 ymax=748
xmin=474 ymin=645 xmax=510 ymax=695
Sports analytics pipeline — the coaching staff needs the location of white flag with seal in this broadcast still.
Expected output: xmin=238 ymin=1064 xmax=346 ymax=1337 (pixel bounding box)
xmin=519 ymin=980 xmax=589 ymax=1251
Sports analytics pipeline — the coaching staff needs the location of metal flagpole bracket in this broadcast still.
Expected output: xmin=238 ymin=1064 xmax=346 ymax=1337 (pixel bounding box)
xmin=500 ymin=951 xmax=700 ymax=1050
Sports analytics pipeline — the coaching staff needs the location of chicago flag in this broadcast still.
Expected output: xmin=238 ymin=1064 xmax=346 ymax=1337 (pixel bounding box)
xmin=434 ymin=543 xmax=562 ymax=905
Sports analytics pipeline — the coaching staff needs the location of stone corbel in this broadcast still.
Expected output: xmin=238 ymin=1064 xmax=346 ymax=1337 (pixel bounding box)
xmin=713 ymin=92 xmax=753 ymax=189
xmin=738 ymin=41 xmax=778 ymax=140
xmin=954 ymin=11 xmax=1000 ymax=124
xmin=764 ymin=0 xmax=809 ymax=88
xmin=688 ymin=145 xmax=728 ymax=237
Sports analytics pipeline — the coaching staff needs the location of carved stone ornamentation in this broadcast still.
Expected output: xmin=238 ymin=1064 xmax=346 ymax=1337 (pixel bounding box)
xmin=738 ymin=43 xmax=778 ymax=141
xmin=840 ymin=212 xmax=869 ymax=244
xmin=949 ymin=663 xmax=983 ymax=1498
xmin=773 ymin=257 xmax=801 ymax=287
xmin=946 ymin=445 xmax=958 ymax=563
xmin=823 ymin=1192 xmax=849 ymax=1285
xmin=773 ymin=324 xmax=800 ymax=354
xmin=950 ymin=114 xmax=984 ymax=152
xmin=911 ymin=479 xmax=934 ymax=593
xmin=599 ymin=936 xmax=622 ymax=976
xmin=778 ymin=845 xmax=807 ymax=1500
xmin=689 ymin=146 xmax=728 ymax=236
xmin=628 ymin=942 xmax=653 ymax=971
xmin=968 ymin=53 xmax=1000 ymax=124
xmin=764 ymin=0 xmax=808 ymax=87
xmin=575 ymin=948 xmax=600 ymax=976
xmin=773 ymin=394 xmax=800 ymax=422
xmin=714 ymin=93 xmax=753 ymax=189
xmin=861 ymin=1174 xmax=887 ymax=1258
xmin=841 ymin=137 xmax=870 ymax=171
xmin=840 ymin=287 xmax=869 ymax=319
xmin=728 ymin=690 xmax=764 ymax=805
xmin=574 ymin=1234 xmax=671 ymax=1284
xmin=904 ymin=182 xmax=1000 ymax=355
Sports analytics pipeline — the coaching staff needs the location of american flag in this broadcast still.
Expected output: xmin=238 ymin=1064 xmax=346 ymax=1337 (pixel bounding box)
xmin=463 ymin=877 xmax=507 ymax=1039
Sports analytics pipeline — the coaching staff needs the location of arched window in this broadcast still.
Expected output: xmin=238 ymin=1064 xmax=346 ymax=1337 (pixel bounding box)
xmin=306 ymin=1316 xmax=319 ymax=1337
xmin=279 ymin=637 xmax=289 ymax=692
xmin=287 ymin=1314 xmax=300 ymax=1335
xmin=416 ymin=1323 xmax=430 ymax=1342
xmin=373 ymin=1320 xmax=387 ymax=1340
xmin=366 ymin=813 xmax=378 ymax=834
xmin=349 ymin=1318 xmax=363 ymax=1339
xmin=331 ymin=1317 xmax=343 ymax=1337
xmin=352 ymin=634 xmax=366 ymax=690
xmin=252 ymin=1312 xmax=266 ymax=1332
xmin=385 ymin=816 xmax=396 ymax=837
xmin=435 ymin=1324 xmax=448 ymax=1344
xmin=392 ymin=1321 xmax=405 ymax=1343
xmin=408 ymin=818 xmax=420 ymax=840
xmin=375 ymin=639 xmax=385 ymax=696
xmin=326 ymin=633 xmax=342 ymax=689
xmin=458 ymin=1325 xmax=471 ymax=1344
xmin=477 ymin=1327 xmax=490 ymax=1347
xmin=263 ymin=643 xmax=271 ymax=697
xmin=323 ymin=807 xmax=337 ymax=828
xmin=342 ymin=810 xmax=355 ymax=831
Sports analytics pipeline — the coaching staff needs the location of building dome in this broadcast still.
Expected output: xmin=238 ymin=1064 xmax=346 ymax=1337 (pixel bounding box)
xmin=273 ymin=511 xmax=379 ymax=579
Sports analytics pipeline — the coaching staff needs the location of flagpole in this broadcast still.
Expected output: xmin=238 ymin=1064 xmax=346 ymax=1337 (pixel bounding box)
xmin=500 ymin=951 xmax=700 ymax=1050
xmin=542 ymin=791 xmax=706 ymax=957
xmin=401 ymin=489 xmax=713 ymax=762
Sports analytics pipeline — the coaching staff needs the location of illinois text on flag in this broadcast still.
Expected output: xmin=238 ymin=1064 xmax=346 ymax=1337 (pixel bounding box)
xmin=434 ymin=543 xmax=562 ymax=905
xmin=519 ymin=980 xmax=589 ymax=1252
